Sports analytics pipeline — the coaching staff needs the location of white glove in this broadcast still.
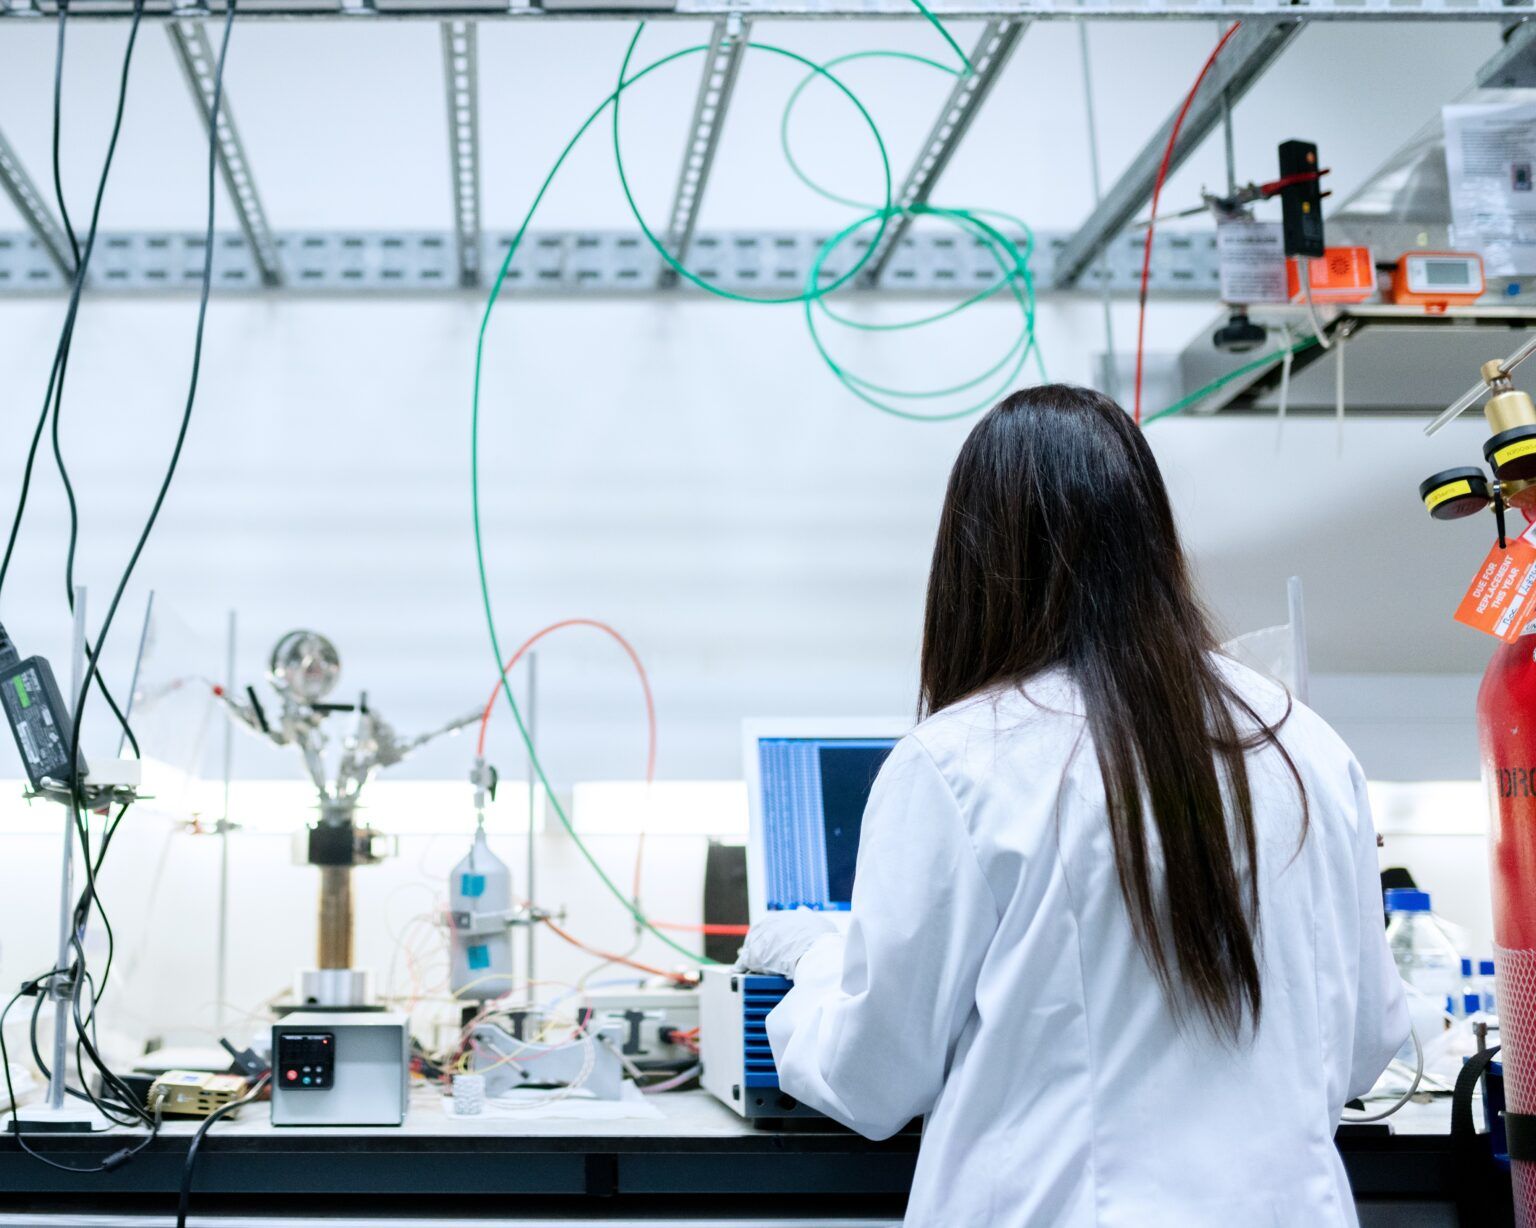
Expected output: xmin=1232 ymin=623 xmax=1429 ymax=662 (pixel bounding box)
xmin=735 ymin=909 xmax=836 ymax=978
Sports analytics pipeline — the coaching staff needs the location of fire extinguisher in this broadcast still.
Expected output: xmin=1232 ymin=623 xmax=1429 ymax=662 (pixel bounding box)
xmin=1423 ymin=339 xmax=1536 ymax=1225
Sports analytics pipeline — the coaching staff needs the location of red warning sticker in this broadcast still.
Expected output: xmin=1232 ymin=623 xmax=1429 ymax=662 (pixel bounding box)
xmin=1457 ymin=523 xmax=1536 ymax=641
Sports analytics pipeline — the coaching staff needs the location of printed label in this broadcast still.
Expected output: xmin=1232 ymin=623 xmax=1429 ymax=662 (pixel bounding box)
xmin=1456 ymin=522 xmax=1536 ymax=641
xmin=1426 ymin=480 xmax=1473 ymax=511
xmin=1496 ymin=438 xmax=1536 ymax=468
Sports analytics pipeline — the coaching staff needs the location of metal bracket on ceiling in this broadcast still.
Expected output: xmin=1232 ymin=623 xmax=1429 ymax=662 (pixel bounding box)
xmin=1052 ymin=18 xmax=1302 ymax=291
xmin=859 ymin=18 xmax=1029 ymax=288
xmin=0 ymin=128 xmax=74 ymax=279
xmin=658 ymin=14 xmax=750 ymax=289
xmin=442 ymin=20 xmax=483 ymax=288
xmin=167 ymin=17 xmax=284 ymax=286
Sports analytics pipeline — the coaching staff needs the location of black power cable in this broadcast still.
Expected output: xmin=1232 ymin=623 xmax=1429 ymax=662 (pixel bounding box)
xmin=7 ymin=0 xmax=240 ymax=1170
xmin=177 ymin=1073 xmax=269 ymax=1228
xmin=1 ymin=978 xmax=158 ymax=1173
xmin=63 ymin=0 xmax=237 ymax=810
xmin=46 ymin=0 xmax=145 ymax=706
xmin=50 ymin=2 xmax=81 ymax=270
xmin=3 ymin=0 xmax=154 ymax=1147
xmin=0 ymin=0 xmax=143 ymax=762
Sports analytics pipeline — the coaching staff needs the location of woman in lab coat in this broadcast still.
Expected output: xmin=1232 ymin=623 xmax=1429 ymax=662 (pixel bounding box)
xmin=738 ymin=384 xmax=1409 ymax=1228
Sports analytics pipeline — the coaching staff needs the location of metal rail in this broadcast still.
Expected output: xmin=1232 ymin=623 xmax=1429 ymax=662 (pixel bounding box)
xmin=859 ymin=18 xmax=1028 ymax=286
xmin=659 ymin=15 xmax=749 ymax=289
xmin=0 ymin=226 xmax=1225 ymax=295
xmin=167 ymin=18 xmax=284 ymax=286
xmin=1052 ymin=18 xmax=1303 ymax=290
xmin=441 ymin=20 xmax=482 ymax=287
xmin=0 ymin=128 xmax=73 ymax=278
xmin=0 ymin=1 xmax=1527 ymax=21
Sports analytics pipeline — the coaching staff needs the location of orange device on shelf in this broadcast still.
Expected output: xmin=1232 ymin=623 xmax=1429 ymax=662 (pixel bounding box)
xmin=1390 ymin=251 xmax=1485 ymax=310
xmin=1287 ymin=246 xmax=1376 ymax=304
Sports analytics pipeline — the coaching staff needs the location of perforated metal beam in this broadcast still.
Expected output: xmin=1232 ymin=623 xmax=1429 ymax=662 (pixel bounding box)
xmin=441 ymin=20 xmax=482 ymax=287
xmin=0 ymin=227 xmax=1226 ymax=296
xmin=860 ymin=19 xmax=1028 ymax=287
xmin=1053 ymin=18 xmax=1302 ymax=290
xmin=0 ymin=128 xmax=73 ymax=278
xmin=7 ymin=1 xmax=1528 ymax=21
xmin=658 ymin=16 xmax=749 ymax=289
xmin=167 ymin=18 xmax=283 ymax=286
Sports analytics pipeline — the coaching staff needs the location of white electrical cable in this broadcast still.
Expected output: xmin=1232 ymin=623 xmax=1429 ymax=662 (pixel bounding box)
xmin=1340 ymin=1022 xmax=1425 ymax=1124
xmin=642 ymin=1063 xmax=702 ymax=1095
xmin=1298 ymin=260 xmax=1333 ymax=351
xmin=1275 ymin=325 xmax=1294 ymax=447
xmin=1335 ymin=326 xmax=1347 ymax=455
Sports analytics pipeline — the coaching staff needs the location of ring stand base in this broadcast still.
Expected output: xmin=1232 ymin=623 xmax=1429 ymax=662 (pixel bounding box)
xmin=8 ymin=1105 xmax=98 ymax=1134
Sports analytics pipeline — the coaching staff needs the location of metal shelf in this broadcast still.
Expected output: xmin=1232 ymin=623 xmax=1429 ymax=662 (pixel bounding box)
xmin=1177 ymin=305 xmax=1536 ymax=416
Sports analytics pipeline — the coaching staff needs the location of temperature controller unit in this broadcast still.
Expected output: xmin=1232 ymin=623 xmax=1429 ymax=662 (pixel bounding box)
xmin=270 ymin=1011 xmax=408 ymax=1127
xmin=699 ymin=968 xmax=821 ymax=1120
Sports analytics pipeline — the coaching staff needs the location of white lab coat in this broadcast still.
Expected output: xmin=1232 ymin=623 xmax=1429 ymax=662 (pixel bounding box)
xmin=767 ymin=662 xmax=1409 ymax=1228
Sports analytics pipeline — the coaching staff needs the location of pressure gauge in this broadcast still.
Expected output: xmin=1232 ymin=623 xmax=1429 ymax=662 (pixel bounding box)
xmin=1419 ymin=467 xmax=1492 ymax=520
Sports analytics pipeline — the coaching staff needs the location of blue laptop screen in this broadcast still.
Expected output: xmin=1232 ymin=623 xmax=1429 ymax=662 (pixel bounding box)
xmin=757 ymin=737 xmax=897 ymax=911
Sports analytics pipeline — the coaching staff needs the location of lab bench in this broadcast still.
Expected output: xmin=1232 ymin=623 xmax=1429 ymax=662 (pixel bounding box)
xmin=0 ymin=1089 xmax=1477 ymax=1225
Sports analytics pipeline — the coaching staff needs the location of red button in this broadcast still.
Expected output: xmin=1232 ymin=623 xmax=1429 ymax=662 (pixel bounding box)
xmin=286 ymin=1069 xmax=298 ymax=1081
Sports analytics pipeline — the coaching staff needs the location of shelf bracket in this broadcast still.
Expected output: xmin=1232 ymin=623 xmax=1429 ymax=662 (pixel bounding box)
xmin=859 ymin=19 xmax=1029 ymax=287
xmin=441 ymin=20 xmax=482 ymax=288
xmin=167 ymin=18 xmax=283 ymax=287
xmin=1052 ymin=18 xmax=1301 ymax=290
xmin=659 ymin=15 xmax=750 ymax=289
xmin=0 ymin=128 xmax=74 ymax=279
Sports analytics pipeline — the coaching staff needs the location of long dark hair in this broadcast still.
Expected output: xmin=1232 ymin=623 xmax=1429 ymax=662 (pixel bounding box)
xmin=920 ymin=384 xmax=1303 ymax=1035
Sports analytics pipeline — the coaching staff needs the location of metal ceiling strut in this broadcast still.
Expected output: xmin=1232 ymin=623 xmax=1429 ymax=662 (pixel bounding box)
xmin=1052 ymin=17 xmax=1302 ymax=291
xmin=659 ymin=14 xmax=750 ymax=289
xmin=441 ymin=20 xmax=482 ymax=288
xmin=3 ymin=2 xmax=1528 ymax=22
xmin=168 ymin=17 xmax=284 ymax=286
xmin=0 ymin=128 xmax=74 ymax=278
xmin=859 ymin=18 xmax=1029 ymax=287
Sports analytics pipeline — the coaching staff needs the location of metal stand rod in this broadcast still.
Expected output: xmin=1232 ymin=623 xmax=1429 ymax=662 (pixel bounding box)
xmin=525 ymin=651 xmax=537 ymax=986
xmin=1288 ymin=575 xmax=1310 ymax=706
xmin=48 ymin=588 xmax=87 ymax=1112
xmin=1076 ymin=21 xmax=1117 ymax=400
xmin=216 ymin=609 xmax=236 ymax=1033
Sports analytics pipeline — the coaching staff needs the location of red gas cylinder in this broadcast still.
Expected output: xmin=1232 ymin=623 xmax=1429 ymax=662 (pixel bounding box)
xmin=1479 ymin=635 xmax=1536 ymax=1221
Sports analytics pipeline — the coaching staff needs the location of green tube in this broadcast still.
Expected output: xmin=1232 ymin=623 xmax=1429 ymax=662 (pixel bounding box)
xmin=472 ymin=8 xmax=1033 ymax=967
xmin=1144 ymin=336 xmax=1320 ymax=425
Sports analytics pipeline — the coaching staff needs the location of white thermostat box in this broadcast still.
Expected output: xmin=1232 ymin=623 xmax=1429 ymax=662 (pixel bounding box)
xmin=270 ymin=1011 xmax=408 ymax=1127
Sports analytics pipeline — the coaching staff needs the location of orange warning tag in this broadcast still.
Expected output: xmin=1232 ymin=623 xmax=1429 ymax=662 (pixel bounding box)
xmin=1457 ymin=524 xmax=1536 ymax=641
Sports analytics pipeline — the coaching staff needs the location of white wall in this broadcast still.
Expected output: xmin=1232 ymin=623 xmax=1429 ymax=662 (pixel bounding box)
xmin=0 ymin=16 xmax=1521 ymax=1048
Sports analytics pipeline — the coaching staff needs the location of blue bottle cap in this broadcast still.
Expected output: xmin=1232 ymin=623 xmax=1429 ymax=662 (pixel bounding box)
xmin=1384 ymin=888 xmax=1431 ymax=913
xmin=1462 ymin=958 xmax=1475 ymax=977
xmin=1481 ymin=959 xmax=1497 ymax=976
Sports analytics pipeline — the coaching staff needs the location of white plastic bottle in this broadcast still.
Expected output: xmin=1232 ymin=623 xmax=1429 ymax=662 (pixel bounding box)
xmin=1478 ymin=958 xmax=1499 ymax=1017
xmin=1385 ymin=888 xmax=1460 ymax=1060
xmin=448 ymin=829 xmax=516 ymax=1001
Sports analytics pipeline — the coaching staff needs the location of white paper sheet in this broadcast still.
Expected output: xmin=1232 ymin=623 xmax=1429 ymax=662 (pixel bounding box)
xmin=1216 ymin=219 xmax=1288 ymax=304
xmin=440 ymin=1079 xmax=666 ymax=1121
xmin=1444 ymin=101 xmax=1536 ymax=276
